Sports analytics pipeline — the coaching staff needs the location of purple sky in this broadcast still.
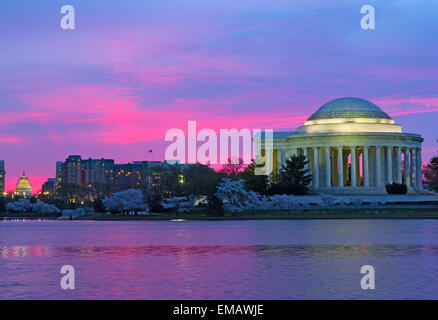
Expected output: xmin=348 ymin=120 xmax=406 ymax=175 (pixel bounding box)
xmin=1 ymin=0 xmax=438 ymax=192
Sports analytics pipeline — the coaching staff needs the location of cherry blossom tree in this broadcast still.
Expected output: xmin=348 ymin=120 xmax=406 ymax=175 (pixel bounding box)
xmin=269 ymin=194 xmax=294 ymax=214
xmin=6 ymin=198 xmax=60 ymax=215
xmin=318 ymin=193 xmax=336 ymax=212
xmin=162 ymin=196 xmax=194 ymax=213
xmin=215 ymin=178 xmax=252 ymax=213
xmin=102 ymin=189 xmax=148 ymax=215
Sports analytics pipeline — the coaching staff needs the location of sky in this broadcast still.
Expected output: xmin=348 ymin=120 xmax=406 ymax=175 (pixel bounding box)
xmin=1 ymin=0 xmax=438 ymax=193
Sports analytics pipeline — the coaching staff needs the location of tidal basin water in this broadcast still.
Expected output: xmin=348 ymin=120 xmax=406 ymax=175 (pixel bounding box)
xmin=1 ymin=219 xmax=437 ymax=299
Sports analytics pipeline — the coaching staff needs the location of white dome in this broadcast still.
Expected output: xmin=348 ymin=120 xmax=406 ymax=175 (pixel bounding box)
xmin=298 ymin=97 xmax=400 ymax=134
xmin=307 ymin=97 xmax=391 ymax=121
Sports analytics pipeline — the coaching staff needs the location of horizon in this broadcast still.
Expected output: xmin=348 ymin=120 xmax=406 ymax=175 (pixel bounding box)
xmin=2 ymin=1 xmax=438 ymax=192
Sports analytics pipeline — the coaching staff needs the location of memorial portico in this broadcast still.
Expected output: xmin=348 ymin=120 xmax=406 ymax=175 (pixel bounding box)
xmin=259 ymin=97 xmax=424 ymax=194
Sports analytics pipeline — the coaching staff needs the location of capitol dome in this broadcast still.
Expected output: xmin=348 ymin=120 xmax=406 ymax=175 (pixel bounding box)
xmin=307 ymin=97 xmax=391 ymax=121
xmin=15 ymin=171 xmax=33 ymax=197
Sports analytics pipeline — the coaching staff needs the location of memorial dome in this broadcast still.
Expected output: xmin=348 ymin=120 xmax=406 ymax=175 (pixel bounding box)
xmin=307 ymin=97 xmax=391 ymax=121
xmin=299 ymin=97 xmax=399 ymax=134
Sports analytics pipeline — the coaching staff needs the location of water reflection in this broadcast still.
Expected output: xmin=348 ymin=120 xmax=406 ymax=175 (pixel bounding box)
xmin=1 ymin=220 xmax=438 ymax=299
xmin=2 ymin=244 xmax=436 ymax=260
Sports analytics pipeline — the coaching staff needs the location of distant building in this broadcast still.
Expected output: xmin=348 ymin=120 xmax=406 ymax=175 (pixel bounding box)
xmin=107 ymin=160 xmax=162 ymax=192
xmin=42 ymin=178 xmax=56 ymax=194
xmin=15 ymin=171 xmax=32 ymax=197
xmin=0 ymin=160 xmax=5 ymax=195
xmin=55 ymin=161 xmax=63 ymax=188
xmin=59 ymin=155 xmax=114 ymax=187
xmin=55 ymin=156 xmax=186 ymax=196
xmin=62 ymin=155 xmax=83 ymax=185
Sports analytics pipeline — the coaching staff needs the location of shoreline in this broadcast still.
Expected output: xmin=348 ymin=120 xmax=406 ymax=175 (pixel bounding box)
xmin=3 ymin=207 xmax=438 ymax=221
xmin=78 ymin=215 xmax=438 ymax=220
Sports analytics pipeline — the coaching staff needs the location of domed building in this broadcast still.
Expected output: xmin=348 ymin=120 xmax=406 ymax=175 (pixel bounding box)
xmin=256 ymin=97 xmax=424 ymax=194
xmin=15 ymin=171 xmax=33 ymax=197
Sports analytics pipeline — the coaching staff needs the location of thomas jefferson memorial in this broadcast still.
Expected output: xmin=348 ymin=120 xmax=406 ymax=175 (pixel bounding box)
xmin=263 ymin=97 xmax=424 ymax=194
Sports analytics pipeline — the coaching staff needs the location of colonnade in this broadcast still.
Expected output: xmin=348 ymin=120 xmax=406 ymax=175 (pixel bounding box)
xmin=277 ymin=145 xmax=422 ymax=190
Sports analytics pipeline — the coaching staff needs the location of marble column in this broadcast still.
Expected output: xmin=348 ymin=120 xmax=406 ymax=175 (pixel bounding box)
xmin=376 ymin=146 xmax=382 ymax=187
xmin=351 ymin=147 xmax=357 ymax=188
xmin=363 ymin=146 xmax=369 ymax=187
xmin=404 ymin=148 xmax=410 ymax=187
xmin=386 ymin=146 xmax=393 ymax=184
xmin=277 ymin=149 xmax=283 ymax=172
xmin=411 ymin=148 xmax=416 ymax=188
xmin=313 ymin=147 xmax=319 ymax=188
xmin=303 ymin=148 xmax=309 ymax=172
xmin=396 ymin=146 xmax=402 ymax=183
xmin=325 ymin=147 xmax=331 ymax=187
xmin=337 ymin=147 xmax=344 ymax=187
xmin=417 ymin=149 xmax=422 ymax=189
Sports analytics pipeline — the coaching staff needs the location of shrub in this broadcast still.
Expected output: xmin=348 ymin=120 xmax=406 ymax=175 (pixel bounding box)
xmin=266 ymin=183 xmax=308 ymax=195
xmin=385 ymin=182 xmax=407 ymax=194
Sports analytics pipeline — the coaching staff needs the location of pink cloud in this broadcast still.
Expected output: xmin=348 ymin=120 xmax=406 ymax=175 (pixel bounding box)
xmin=0 ymin=136 xmax=24 ymax=144
xmin=375 ymin=97 xmax=438 ymax=116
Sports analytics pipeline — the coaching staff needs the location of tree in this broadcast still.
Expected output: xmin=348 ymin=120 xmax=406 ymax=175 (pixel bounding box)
xmin=89 ymin=182 xmax=112 ymax=199
xmin=219 ymin=157 xmax=246 ymax=178
xmin=215 ymin=178 xmax=252 ymax=214
xmin=244 ymin=191 xmax=265 ymax=214
xmin=6 ymin=198 xmax=60 ymax=215
xmin=423 ymin=156 xmax=438 ymax=191
xmin=93 ymin=198 xmax=105 ymax=213
xmin=162 ymin=196 xmax=194 ymax=213
xmin=319 ymin=193 xmax=336 ymax=212
xmin=6 ymin=198 xmax=32 ymax=212
xmin=0 ymin=197 xmax=5 ymax=213
xmin=31 ymin=201 xmax=61 ymax=215
xmin=147 ymin=192 xmax=164 ymax=213
xmin=102 ymin=189 xmax=148 ymax=215
xmin=269 ymin=194 xmax=294 ymax=214
xmin=182 ymin=163 xmax=224 ymax=215
xmin=271 ymin=154 xmax=312 ymax=195
xmin=350 ymin=197 xmax=363 ymax=209
xmin=238 ymin=159 xmax=269 ymax=194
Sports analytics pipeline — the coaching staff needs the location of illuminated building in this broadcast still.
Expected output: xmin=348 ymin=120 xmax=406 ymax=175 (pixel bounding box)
xmin=42 ymin=178 xmax=56 ymax=194
xmin=55 ymin=156 xmax=185 ymax=195
xmin=255 ymin=97 xmax=424 ymax=194
xmin=0 ymin=160 xmax=5 ymax=194
xmin=106 ymin=161 xmax=162 ymax=192
xmin=82 ymin=158 xmax=115 ymax=185
xmin=59 ymin=155 xmax=115 ymax=187
xmin=55 ymin=161 xmax=63 ymax=188
xmin=62 ymin=155 xmax=82 ymax=185
xmin=15 ymin=171 xmax=33 ymax=197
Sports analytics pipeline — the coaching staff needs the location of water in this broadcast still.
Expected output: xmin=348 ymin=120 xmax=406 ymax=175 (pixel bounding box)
xmin=0 ymin=219 xmax=437 ymax=299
